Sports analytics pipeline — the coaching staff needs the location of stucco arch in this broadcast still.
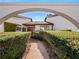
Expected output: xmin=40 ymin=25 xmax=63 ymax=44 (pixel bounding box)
xmin=0 ymin=8 xmax=79 ymax=29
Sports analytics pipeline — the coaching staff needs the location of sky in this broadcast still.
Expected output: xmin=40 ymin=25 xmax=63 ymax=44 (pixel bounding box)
xmin=0 ymin=0 xmax=79 ymax=2
xmin=0 ymin=0 xmax=79 ymax=21
xmin=19 ymin=11 xmax=54 ymax=21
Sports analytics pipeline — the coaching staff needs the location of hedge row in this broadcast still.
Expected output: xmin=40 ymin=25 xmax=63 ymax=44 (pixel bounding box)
xmin=37 ymin=31 xmax=79 ymax=59
xmin=4 ymin=22 xmax=17 ymax=32
xmin=4 ymin=22 xmax=26 ymax=32
xmin=0 ymin=32 xmax=31 ymax=59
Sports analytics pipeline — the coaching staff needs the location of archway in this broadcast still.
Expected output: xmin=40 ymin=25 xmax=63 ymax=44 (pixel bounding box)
xmin=0 ymin=8 xmax=79 ymax=29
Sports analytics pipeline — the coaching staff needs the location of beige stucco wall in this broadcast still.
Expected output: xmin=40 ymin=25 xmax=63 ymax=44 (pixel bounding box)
xmin=5 ymin=17 xmax=31 ymax=25
xmin=35 ymin=25 xmax=40 ymax=30
xmin=0 ymin=3 xmax=79 ymax=31
xmin=46 ymin=16 xmax=79 ymax=32
xmin=0 ymin=3 xmax=79 ymax=22
xmin=35 ymin=25 xmax=52 ymax=30
xmin=0 ymin=23 xmax=4 ymax=32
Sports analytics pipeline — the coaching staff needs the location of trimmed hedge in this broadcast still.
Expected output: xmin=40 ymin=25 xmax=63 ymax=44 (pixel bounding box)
xmin=4 ymin=22 xmax=27 ymax=32
xmin=59 ymin=29 xmax=72 ymax=31
xmin=22 ymin=27 xmax=26 ymax=32
xmin=0 ymin=32 xmax=31 ymax=59
xmin=37 ymin=31 xmax=79 ymax=59
xmin=4 ymin=22 xmax=17 ymax=32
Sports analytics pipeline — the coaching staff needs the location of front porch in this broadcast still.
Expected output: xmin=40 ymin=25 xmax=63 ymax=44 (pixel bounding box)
xmin=23 ymin=21 xmax=54 ymax=31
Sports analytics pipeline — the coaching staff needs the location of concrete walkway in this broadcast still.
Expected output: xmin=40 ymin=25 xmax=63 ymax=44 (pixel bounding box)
xmin=23 ymin=39 xmax=50 ymax=59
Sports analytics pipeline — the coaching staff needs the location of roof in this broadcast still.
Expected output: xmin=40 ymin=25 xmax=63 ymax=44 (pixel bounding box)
xmin=23 ymin=21 xmax=54 ymax=26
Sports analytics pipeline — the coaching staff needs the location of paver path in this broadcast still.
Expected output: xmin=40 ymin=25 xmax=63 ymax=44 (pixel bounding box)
xmin=22 ymin=39 xmax=50 ymax=59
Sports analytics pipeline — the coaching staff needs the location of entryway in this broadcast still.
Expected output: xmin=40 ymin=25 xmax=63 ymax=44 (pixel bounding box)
xmin=22 ymin=39 xmax=50 ymax=59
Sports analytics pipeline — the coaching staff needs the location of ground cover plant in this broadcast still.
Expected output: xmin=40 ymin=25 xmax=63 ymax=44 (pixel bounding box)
xmin=0 ymin=32 xmax=31 ymax=59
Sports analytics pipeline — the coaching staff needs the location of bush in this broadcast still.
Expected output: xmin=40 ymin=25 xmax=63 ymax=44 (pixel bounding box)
xmin=4 ymin=22 xmax=17 ymax=32
xmin=22 ymin=27 xmax=26 ymax=32
xmin=60 ymin=29 xmax=72 ymax=31
xmin=38 ymin=31 xmax=79 ymax=59
xmin=0 ymin=32 xmax=31 ymax=59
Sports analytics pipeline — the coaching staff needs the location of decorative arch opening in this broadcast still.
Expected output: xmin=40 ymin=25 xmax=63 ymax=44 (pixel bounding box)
xmin=0 ymin=8 xmax=79 ymax=29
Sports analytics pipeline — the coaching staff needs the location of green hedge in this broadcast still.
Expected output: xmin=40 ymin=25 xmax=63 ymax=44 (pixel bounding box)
xmin=4 ymin=22 xmax=17 ymax=32
xmin=59 ymin=29 xmax=72 ymax=31
xmin=22 ymin=27 xmax=26 ymax=32
xmin=0 ymin=32 xmax=31 ymax=59
xmin=37 ymin=31 xmax=79 ymax=59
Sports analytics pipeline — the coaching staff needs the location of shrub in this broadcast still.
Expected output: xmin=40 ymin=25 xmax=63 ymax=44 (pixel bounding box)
xmin=0 ymin=32 xmax=31 ymax=59
xmin=4 ymin=22 xmax=17 ymax=32
xmin=22 ymin=27 xmax=26 ymax=32
xmin=60 ymin=29 xmax=72 ymax=31
xmin=38 ymin=31 xmax=79 ymax=59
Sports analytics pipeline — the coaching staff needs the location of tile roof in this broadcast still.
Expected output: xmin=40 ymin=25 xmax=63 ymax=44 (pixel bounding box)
xmin=23 ymin=21 xmax=54 ymax=25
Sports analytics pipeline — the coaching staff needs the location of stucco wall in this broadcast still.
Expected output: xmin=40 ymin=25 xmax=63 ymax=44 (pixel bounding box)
xmin=5 ymin=17 xmax=31 ymax=25
xmin=0 ymin=23 xmax=4 ymax=32
xmin=0 ymin=3 xmax=79 ymax=23
xmin=0 ymin=3 xmax=79 ymax=31
xmin=35 ymin=25 xmax=40 ymax=30
xmin=35 ymin=25 xmax=53 ymax=30
xmin=46 ymin=16 xmax=79 ymax=32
